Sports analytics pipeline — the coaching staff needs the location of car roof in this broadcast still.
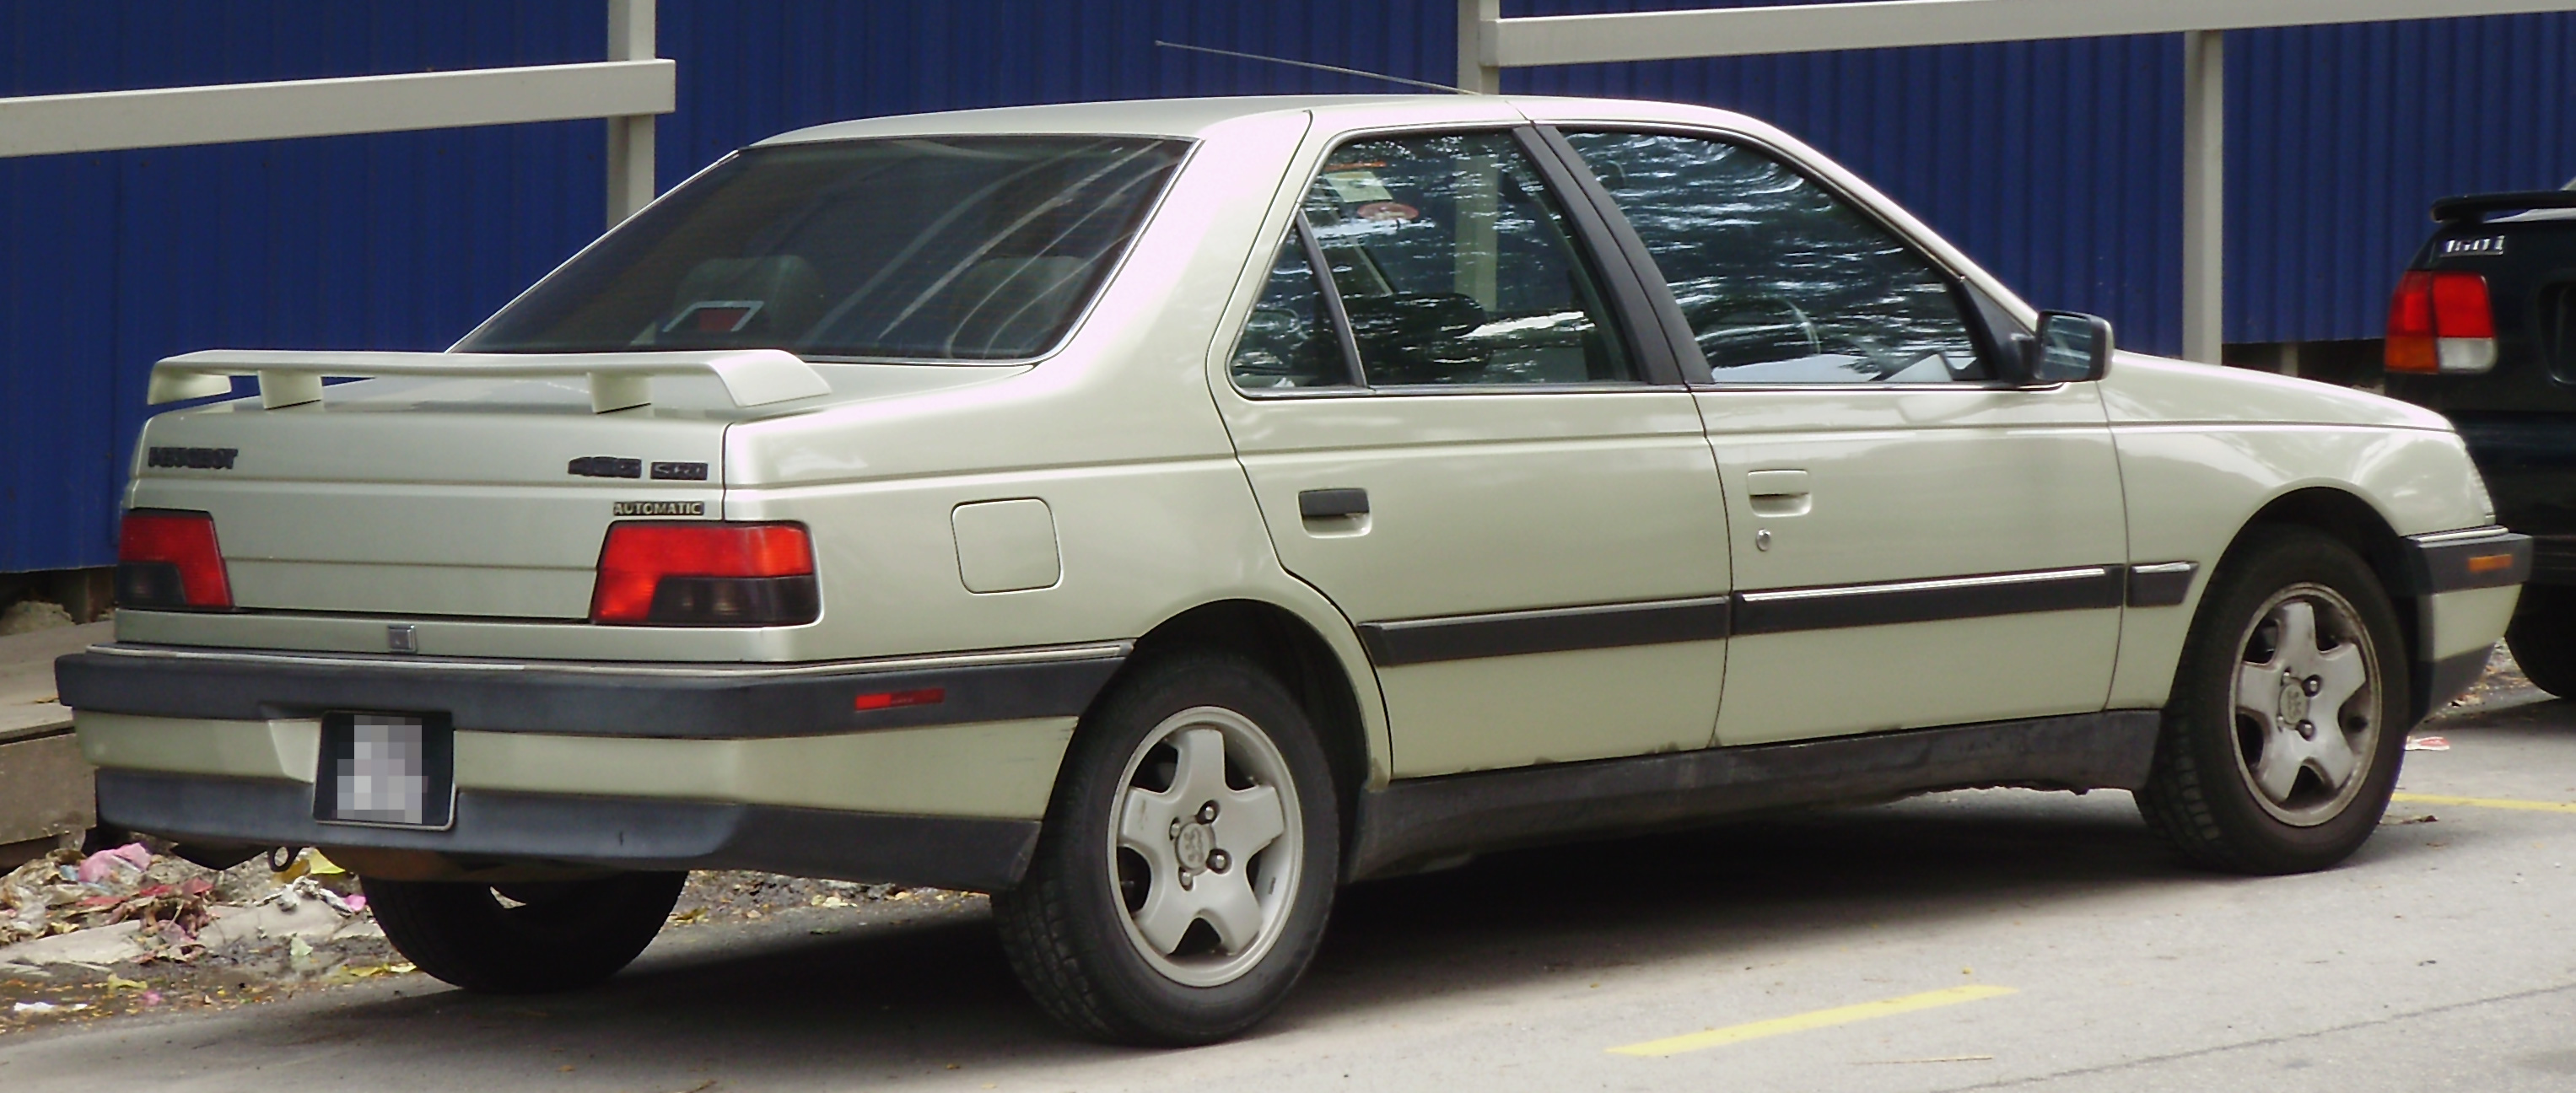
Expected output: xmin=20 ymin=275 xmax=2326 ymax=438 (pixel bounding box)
xmin=757 ymin=94 xmax=1760 ymax=144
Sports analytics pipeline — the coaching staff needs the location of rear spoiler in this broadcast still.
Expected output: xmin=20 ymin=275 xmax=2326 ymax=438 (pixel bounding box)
xmin=147 ymin=348 xmax=833 ymax=414
xmin=2431 ymin=190 xmax=2576 ymax=224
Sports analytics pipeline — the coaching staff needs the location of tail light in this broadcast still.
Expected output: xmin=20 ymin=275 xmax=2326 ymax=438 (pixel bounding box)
xmin=2386 ymin=270 xmax=2498 ymax=374
xmin=116 ymin=509 xmax=233 ymax=610
xmin=590 ymin=522 xmax=818 ymax=626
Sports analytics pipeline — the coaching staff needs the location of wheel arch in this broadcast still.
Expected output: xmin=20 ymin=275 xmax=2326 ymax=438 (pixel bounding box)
xmin=2220 ymin=486 xmax=2436 ymax=720
xmin=1110 ymin=598 xmax=1379 ymax=855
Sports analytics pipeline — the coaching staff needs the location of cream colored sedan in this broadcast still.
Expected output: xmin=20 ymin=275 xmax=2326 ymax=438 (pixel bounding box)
xmin=60 ymin=94 xmax=2525 ymax=1043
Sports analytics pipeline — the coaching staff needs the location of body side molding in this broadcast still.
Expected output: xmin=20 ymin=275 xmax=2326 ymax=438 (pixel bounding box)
xmin=1355 ymin=596 xmax=1730 ymax=666
xmin=1731 ymin=565 xmax=2126 ymax=635
xmin=1352 ymin=565 xmax=2162 ymax=667
xmin=2125 ymin=561 xmax=2200 ymax=607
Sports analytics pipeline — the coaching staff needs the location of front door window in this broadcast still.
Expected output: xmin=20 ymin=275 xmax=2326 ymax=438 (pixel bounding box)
xmin=1559 ymin=131 xmax=1984 ymax=384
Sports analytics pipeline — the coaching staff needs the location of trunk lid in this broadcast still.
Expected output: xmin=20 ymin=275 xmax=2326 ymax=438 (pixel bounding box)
xmin=128 ymin=355 xmax=1002 ymax=621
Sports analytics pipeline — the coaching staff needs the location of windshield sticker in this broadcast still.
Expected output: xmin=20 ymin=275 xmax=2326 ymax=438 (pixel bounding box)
xmin=1321 ymin=170 xmax=1394 ymax=204
xmin=1353 ymin=201 xmax=1419 ymax=223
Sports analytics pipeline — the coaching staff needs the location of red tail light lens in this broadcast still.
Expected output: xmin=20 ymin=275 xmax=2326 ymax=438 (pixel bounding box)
xmin=116 ymin=509 xmax=233 ymax=609
xmin=2386 ymin=270 xmax=2497 ymax=374
xmin=590 ymin=522 xmax=817 ymax=626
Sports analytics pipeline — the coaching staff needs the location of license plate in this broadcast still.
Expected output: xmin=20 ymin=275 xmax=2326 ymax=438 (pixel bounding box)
xmin=314 ymin=712 xmax=455 ymax=830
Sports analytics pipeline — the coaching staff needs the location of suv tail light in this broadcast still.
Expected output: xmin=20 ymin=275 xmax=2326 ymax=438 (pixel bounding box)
xmin=590 ymin=522 xmax=817 ymax=626
xmin=116 ymin=509 xmax=234 ymax=610
xmin=2386 ymin=270 xmax=2498 ymax=374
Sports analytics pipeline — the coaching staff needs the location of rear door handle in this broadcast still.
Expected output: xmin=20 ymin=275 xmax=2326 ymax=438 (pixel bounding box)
xmin=1299 ymin=487 xmax=1370 ymax=519
xmin=1744 ymin=469 xmax=1812 ymax=517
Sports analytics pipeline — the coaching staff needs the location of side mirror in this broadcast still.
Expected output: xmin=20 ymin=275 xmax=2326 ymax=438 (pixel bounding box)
xmin=2024 ymin=311 xmax=2113 ymax=384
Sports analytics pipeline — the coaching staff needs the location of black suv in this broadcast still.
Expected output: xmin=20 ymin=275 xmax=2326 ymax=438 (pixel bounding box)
xmin=2385 ymin=191 xmax=2576 ymax=697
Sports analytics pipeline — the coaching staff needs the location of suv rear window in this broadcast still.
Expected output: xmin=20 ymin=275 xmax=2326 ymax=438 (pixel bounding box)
xmin=460 ymin=136 xmax=1190 ymax=362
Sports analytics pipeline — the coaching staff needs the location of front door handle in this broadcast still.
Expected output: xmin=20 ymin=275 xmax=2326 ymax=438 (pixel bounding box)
xmin=1744 ymin=469 xmax=1812 ymax=517
xmin=1299 ymin=487 xmax=1370 ymax=519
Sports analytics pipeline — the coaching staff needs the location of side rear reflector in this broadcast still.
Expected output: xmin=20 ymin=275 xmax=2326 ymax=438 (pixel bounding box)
xmin=116 ymin=509 xmax=234 ymax=610
xmin=591 ymin=521 xmax=818 ymax=626
xmin=854 ymin=687 xmax=946 ymax=712
xmin=2386 ymin=270 xmax=2498 ymax=374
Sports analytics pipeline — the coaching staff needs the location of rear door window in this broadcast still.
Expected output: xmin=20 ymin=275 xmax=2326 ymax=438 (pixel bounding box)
xmin=1299 ymin=131 xmax=1636 ymax=386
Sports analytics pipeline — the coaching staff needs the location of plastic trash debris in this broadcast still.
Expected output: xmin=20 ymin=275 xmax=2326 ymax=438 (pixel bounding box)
xmin=256 ymin=875 xmax=360 ymax=915
xmin=2406 ymin=735 xmax=2452 ymax=751
xmin=303 ymin=851 xmax=348 ymax=876
xmin=75 ymin=843 xmax=151 ymax=886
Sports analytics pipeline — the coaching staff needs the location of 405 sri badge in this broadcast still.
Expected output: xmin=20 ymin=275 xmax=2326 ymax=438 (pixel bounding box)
xmin=612 ymin=500 xmax=706 ymax=517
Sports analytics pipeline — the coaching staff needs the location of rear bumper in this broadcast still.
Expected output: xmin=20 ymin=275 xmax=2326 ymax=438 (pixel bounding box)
xmin=57 ymin=641 xmax=1129 ymax=891
xmin=94 ymin=770 xmax=1038 ymax=891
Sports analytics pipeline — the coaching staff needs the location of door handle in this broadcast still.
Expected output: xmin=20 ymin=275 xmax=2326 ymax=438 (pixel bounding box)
xmin=1744 ymin=469 xmax=1811 ymax=517
xmin=1299 ymin=487 xmax=1370 ymax=519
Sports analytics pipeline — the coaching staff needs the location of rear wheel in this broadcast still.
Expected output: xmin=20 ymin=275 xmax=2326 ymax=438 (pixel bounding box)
xmin=2505 ymin=584 xmax=2576 ymax=699
xmin=2137 ymin=527 xmax=2410 ymax=874
xmin=994 ymin=652 xmax=1339 ymax=1045
xmin=362 ymin=871 xmax=685 ymax=993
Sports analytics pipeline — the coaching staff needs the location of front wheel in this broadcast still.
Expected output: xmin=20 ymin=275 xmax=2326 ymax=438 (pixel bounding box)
xmin=994 ymin=652 xmax=1339 ymax=1045
xmin=2137 ymin=527 xmax=2410 ymax=874
xmin=362 ymin=871 xmax=686 ymax=993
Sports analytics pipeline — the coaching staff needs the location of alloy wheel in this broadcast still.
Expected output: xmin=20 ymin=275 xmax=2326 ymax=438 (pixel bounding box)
xmin=1106 ymin=705 xmax=1302 ymax=988
xmin=2228 ymin=583 xmax=2382 ymax=826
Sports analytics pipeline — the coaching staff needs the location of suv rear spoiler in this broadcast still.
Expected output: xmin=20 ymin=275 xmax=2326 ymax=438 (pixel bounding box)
xmin=2431 ymin=191 xmax=2576 ymax=224
xmin=147 ymin=348 xmax=832 ymax=414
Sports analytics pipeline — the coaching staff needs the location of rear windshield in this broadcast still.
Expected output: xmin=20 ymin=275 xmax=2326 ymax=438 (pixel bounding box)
xmin=458 ymin=136 xmax=1191 ymax=362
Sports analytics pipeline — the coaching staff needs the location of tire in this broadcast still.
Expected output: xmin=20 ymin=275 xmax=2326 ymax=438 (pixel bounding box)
xmin=2505 ymin=584 xmax=2576 ymax=699
xmin=993 ymin=652 xmax=1339 ymax=1045
xmin=362 ymin=871 xmax=686 ymax=993
xmin=2137 ymin=526 xmax=2411 ymax=875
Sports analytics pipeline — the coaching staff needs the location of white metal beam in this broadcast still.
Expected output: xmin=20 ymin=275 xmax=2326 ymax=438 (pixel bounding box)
xmin=1485 ymin=0 xmax=2576 ymax=67
xmin=1457 ymin=0 xmax=1502 ymax=94
xmin=0 ymin=59 xmax=675 ymax=160
xmin=606 ymin=0 xmax=660 ymax=227
xmin=2181 ymin=30 xmax=2226 ymax=363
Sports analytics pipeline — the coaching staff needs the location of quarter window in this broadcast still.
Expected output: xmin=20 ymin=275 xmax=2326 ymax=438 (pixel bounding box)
xmin=1231 ymin=226 xmax=1355 ymax=390
xmin=1301 ymin=132 xmax=1636 ymax=386
xmin=1560 ymin=132 xmax=1985 ymax=384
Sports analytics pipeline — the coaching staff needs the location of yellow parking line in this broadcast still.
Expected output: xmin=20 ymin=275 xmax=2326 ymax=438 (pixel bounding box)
xmin=1608 ymin=984 xmax=2016 ymax=1058
xmin=2393 ymin=792 xmax=2576 ymax=815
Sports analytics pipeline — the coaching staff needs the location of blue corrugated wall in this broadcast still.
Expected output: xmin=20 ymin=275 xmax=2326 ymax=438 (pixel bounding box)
xmin=4 ymin=2 xmax=2573 ymax=571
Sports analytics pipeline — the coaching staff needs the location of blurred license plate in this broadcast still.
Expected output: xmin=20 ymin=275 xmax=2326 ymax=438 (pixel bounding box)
xmin=314 ymin=712 xmax=455 ymax=830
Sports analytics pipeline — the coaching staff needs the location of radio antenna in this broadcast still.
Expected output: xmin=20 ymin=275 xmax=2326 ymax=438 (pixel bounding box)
xmin=1152 ymin=40 xmax=1479 ymax=95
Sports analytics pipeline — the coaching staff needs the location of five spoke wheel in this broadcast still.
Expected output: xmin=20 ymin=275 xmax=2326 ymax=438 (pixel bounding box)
xmin=2137 ymin=526 xmax=2409 ymax=875
xmin=2228 ymin=587 xmax=2380 ymax=826
xmin=1110 ymin=707 xmax=1301 ymax=987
